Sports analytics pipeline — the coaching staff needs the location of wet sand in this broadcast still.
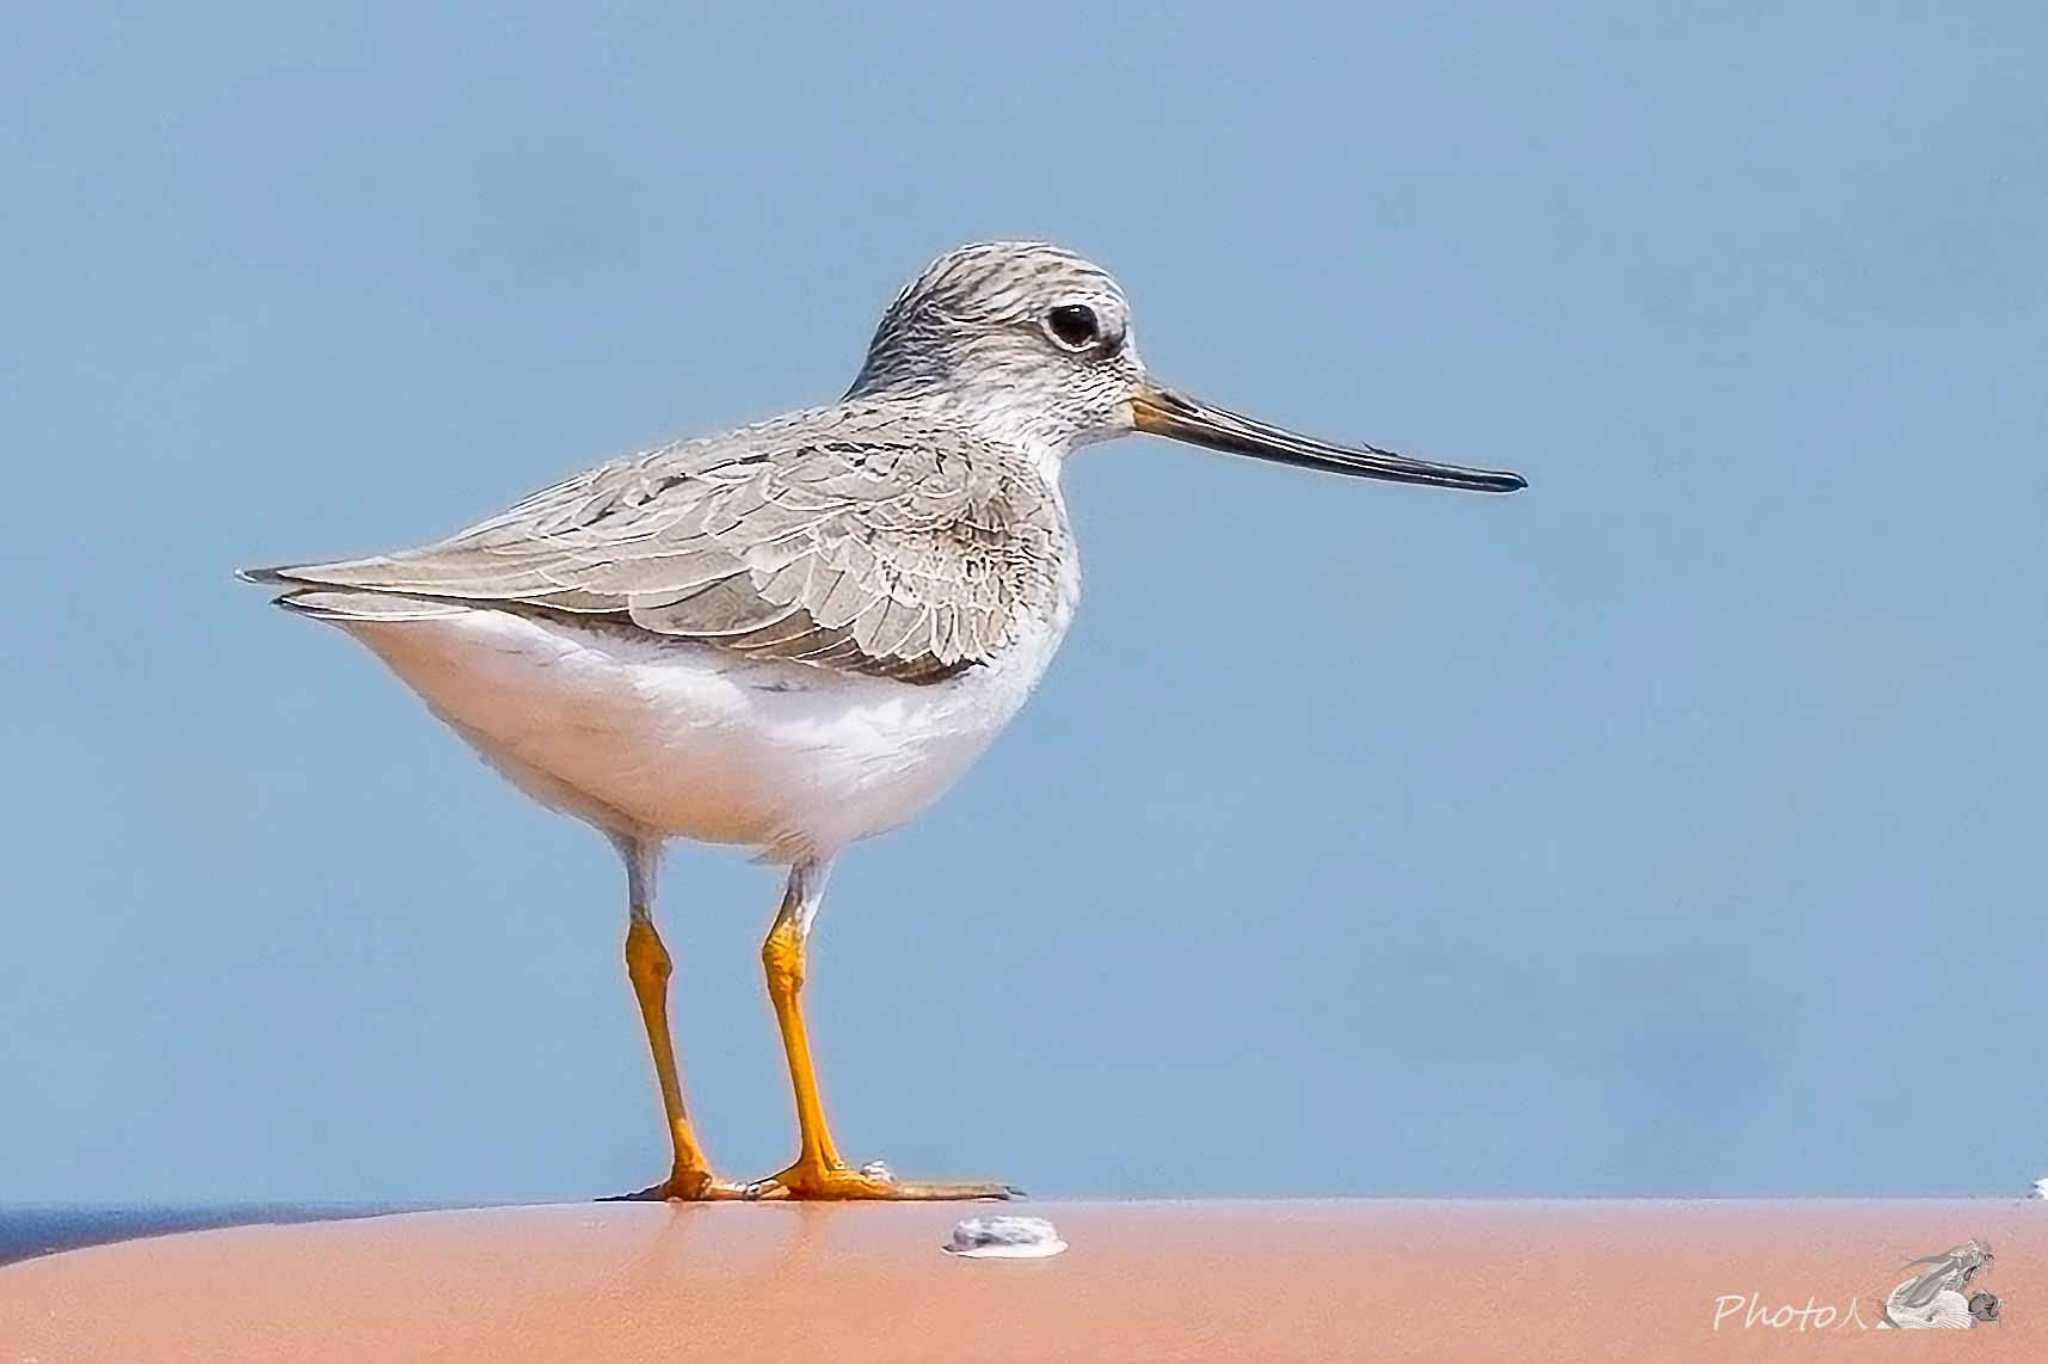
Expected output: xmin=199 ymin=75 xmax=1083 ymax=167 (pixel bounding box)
xmin=2 ymin=1199 xmax=2041 ymax=1361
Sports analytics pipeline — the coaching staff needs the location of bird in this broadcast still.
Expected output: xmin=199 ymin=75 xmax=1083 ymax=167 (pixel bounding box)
xmin=241 ymin=240 xmax=1526 ymax=1201
xmin=1883 ymin=1241 xmax=1994 ymax=1329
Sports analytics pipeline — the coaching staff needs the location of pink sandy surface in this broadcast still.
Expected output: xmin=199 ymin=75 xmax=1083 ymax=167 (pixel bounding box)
xmin=2 ymin=1199 xmax=2041 ymax=1361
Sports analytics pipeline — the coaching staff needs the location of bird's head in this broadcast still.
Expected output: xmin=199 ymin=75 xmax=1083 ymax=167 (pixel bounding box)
xmin=848 ymin=240 xmax=1526 ymax=493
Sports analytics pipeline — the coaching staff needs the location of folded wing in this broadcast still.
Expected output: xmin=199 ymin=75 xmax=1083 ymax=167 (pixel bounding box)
xmin=246 ymin=407 xmax=1067 ymax=685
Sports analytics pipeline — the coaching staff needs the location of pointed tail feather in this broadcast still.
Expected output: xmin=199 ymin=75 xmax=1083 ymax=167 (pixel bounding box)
xmin=271 ymin=589 xmax=473 ymax=623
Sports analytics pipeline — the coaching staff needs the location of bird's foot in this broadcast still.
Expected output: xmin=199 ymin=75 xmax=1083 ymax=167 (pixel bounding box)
xmin=603 ymin=1164 xmax=749 ymax=1202
xmin=743 ymin=1156 xmax=1018 ymax=1202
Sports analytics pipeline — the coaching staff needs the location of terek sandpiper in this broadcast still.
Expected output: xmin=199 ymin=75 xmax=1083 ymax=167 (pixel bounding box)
xmin=242 ymin=241 xmax=1526 ymax=1201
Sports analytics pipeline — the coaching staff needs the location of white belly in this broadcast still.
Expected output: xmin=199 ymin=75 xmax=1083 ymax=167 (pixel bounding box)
xmin=317 ymin=599 xmax=1071 ymax=861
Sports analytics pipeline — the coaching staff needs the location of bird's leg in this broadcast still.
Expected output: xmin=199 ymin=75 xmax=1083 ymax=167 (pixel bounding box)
xmin=608 ymin=837 xmax=741 ymax=1201
xmin=745 ymin=858 xmax=1013 ymax=1202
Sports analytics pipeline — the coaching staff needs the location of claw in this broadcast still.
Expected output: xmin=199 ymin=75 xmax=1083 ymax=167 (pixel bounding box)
xmin=603 ymin=1170 xmax=747 ymax=1202
xmin=600 ymin=1185 xmax=667 ymax=1203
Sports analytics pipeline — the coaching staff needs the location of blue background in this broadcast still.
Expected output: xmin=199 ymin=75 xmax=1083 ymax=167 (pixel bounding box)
xmin=4 ymin=3 xmax=2044 ymax=1203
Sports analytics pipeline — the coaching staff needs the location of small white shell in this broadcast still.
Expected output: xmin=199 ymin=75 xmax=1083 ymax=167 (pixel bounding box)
xmin=943 ymin=1215 xmax=1067 ymax=1259
xmin=2031 ymin=1176 xmax=2048 ymax=1201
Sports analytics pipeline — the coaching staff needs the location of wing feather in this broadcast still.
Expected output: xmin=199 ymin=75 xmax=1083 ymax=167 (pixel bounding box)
xmin=252 ymin=402 xmax=1068 ymax=684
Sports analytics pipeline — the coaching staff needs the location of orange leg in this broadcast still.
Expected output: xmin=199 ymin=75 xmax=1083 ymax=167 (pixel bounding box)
xmin=745 ymin=860 xmax=1014 ymax=1202
xmin=615 ymin=914 xmax=742 ymax=1200
xmin=606 ymin=833 xmax=741 ymax=1201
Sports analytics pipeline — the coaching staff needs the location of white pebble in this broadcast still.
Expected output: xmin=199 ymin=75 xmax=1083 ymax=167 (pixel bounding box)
xmin=944 ymin=1215 xmax=1067 ymax=1259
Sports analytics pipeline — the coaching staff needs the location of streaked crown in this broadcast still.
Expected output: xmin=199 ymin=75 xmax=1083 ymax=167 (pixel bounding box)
xmin=846 ymin=241 xmax=1146 ymax=450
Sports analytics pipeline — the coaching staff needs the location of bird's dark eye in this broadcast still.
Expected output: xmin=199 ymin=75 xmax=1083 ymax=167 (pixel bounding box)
xmin=1046 ymin=304 xmax=1100 ymax=351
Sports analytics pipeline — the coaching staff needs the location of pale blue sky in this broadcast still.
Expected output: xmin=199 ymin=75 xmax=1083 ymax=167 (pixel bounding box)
xmin=4 ymin=3 xmax=2044 ymax=1203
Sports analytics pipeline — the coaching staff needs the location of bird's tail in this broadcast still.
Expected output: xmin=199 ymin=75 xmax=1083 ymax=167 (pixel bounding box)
xmin=265 ymin=587 xmax=472 ymax=623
